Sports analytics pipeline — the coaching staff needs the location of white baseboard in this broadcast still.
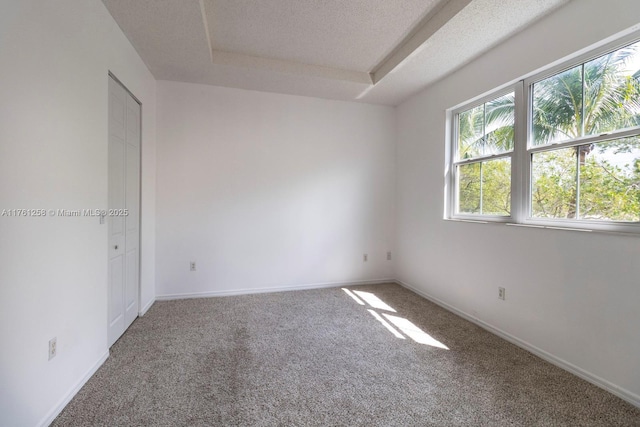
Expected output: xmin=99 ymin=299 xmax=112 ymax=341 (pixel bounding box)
xmin=38 ymin=350 xmax=109 ymax=427
xmin=139 ymin=297 xmax=155 ymax=316
xmin=395 ymin=279 xmax=640 ymax=409
xmin=156 ymin=278 xmax=395 ymax=301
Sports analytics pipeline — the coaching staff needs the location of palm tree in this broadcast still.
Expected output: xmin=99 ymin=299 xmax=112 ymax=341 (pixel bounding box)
xmin=533 ymin=43 xmax=640 ymax=144
xmin=457 ymin=94 xmax=515 ymax=215
xmin=457 ymin=43 xmax=640 ymax=219
xmin=458 ymin=93 xmax=515 ymax=159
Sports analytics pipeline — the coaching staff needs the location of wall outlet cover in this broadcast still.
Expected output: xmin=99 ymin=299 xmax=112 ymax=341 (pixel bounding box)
xmin=48 ymin=337 xmax=57 ymax=360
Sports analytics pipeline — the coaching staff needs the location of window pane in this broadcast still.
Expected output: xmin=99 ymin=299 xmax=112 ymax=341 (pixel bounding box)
xmin=531 ymin=147 xmax=577 ymax=218
xmin=578 ymin=137 xmax=640 ymax=221
xmin=458 ymin=163 xmax=481 ymax=214
xmin=532 ymin=65 xmax=583 ymax=146
xmin=457 ymin=92 xmax=515 ymax=160
xmin=485 ymin=93 xmax=515 ymax=155
xmin=457 ymin=158 xmax=511 ymax=216
xmin=482 ymin=158 xmax=511 ymax=215
xmin=458 ymin=105 xmax=484 ymax=159
xmin=584 ymin=41 xmax=640 ymax=135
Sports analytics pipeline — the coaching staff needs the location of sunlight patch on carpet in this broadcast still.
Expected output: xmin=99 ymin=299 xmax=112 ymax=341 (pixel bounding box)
xmin=342 ymin=288 xmax=365 ymax=305
xmin=353 ymin=290 xmax=396 ymax=312
xmin=383 ymin=313 xmax=449 ymax=349
xmin=343 ymin=288 xmax=449 ymax=349
xmin=367 ymin=309 xmax=405 ymax=339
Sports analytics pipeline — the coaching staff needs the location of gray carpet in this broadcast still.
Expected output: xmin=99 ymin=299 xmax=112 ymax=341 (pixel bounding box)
xmin=53 ymin=283 xmax=640 ymax=426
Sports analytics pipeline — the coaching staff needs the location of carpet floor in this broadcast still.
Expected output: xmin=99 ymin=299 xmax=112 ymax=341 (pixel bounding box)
xmin=52 ymin=283 xmax=640 ymax=426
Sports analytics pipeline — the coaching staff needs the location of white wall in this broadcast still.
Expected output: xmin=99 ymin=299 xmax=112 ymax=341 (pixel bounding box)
xmin=396 ymin=0 xmax=640 ymax=406
xmin=3 ymin=0 xmax=638 ymax=424
xmin=0 ymin=1 xmax=156 ymax=426
xmin=156 ymin=81 xmax=395 ymax=298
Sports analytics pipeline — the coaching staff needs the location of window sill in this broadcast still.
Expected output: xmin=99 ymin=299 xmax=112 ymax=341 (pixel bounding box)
xmin=444 ymin=217 xmax=640 ymax=238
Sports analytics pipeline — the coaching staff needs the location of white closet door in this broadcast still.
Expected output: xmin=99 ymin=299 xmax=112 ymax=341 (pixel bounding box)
xmin=108 ymin=76 xmax=140 ymax=347
xmin=124 ymin=93 xmax=140 ymax=329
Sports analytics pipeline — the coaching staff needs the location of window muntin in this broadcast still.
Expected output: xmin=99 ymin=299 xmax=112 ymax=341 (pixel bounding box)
xmin=449 ymin=34 xmax=640 ymax=233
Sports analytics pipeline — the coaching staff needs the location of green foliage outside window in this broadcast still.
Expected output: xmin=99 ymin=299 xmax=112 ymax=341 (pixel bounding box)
xmin=457 ymin=94 xmax=514 ymax=216
xmin=456 ymin=40 xmax=640 ymax=223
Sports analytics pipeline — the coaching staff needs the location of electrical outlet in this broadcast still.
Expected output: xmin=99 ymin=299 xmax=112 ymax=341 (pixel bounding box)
xmin=387 ymin=251 xmax=392 ymax=261
xmin=363 ymin=254 xmax=368 ymax=262
xmin=498 ymin=287 xmax=506 ymax=300
xmin=190 ymin=261 xmax=196 ymax=271
xmin=48 ymin=337 xmax=57 ymax=360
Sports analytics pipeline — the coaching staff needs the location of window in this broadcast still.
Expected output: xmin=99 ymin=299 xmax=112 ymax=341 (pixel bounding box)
xmin=448 ymin=35 xmax=640 ymax=233
xmin=453 ymin=92 xmax=515 ymax=217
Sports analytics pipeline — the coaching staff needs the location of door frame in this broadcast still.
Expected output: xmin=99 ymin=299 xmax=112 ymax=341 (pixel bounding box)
xmin=107 ymin=71 xmax=143 ymax=346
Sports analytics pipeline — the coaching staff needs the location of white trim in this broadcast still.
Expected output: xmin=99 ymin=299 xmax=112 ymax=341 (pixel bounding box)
xmin=454 ymin=151 xmax=512 ymax=166
xmin=448 ymin=85 xmax=519 ymax=220
xmin=512 ymin=79 xmax=527 ymax=223
xmin=521 ymin=216 xmax=640 ymax=235
xmin=444 ymin=217 xmax=640 ymax=238
xmin=526 ymin=126 xmax=640 ymax=154
xmin=451 ymin=213 xmax=512 ymax=223
xmin=139 ymin=298 xmax=155 ymax=316
xmin=156 ymin=278 xmax=395 ymax=301
xmin=37 ymin=350 xmax=109 ymax=427
xmin=395 ymin=279 xmax=640 ymax=409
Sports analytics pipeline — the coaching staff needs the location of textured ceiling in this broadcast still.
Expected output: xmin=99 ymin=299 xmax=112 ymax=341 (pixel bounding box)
xmin=101 ymin=0 xmax=569 ymax=105
xmin=206 ymin=0 xmax=442 ymax=72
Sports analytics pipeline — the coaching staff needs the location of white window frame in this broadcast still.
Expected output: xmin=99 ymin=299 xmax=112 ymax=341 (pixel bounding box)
xmin=446 ymin=31 xmax=640 ymax=235
xmin=447 ymin=84 xmax=523 ymax=223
